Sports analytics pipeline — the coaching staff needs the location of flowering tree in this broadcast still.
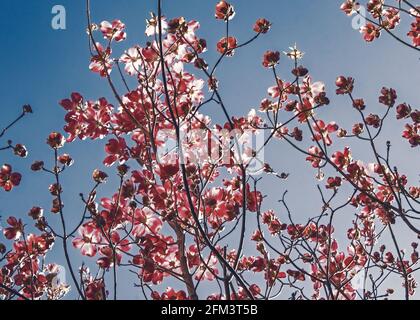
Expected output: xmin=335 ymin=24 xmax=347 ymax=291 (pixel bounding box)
xmin=0 ymin=0 xmax=419 ymax=300
xmin=341 ymin=0 xmax=419 ymax=50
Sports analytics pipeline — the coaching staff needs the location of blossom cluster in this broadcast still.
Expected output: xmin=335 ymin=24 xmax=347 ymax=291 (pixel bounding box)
xmin=0 ymin=0 xmax=419 ymax=301
xmin=341 ymin=0 xmax=420 ymax=47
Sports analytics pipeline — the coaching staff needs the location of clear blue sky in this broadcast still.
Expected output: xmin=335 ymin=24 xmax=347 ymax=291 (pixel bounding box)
xmin=0 ymin=0 xmax=419 ymax=299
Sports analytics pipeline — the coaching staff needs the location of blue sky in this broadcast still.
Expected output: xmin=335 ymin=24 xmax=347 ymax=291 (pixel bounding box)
xmin=0 ymin=0 xmax=419 ymax=299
